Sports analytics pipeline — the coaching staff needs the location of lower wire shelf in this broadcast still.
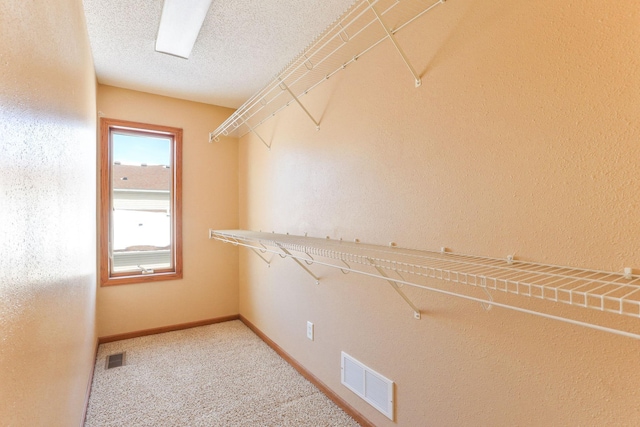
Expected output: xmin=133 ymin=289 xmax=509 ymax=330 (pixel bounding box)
xmin=210 ymin=229 xmax=640 ymax=340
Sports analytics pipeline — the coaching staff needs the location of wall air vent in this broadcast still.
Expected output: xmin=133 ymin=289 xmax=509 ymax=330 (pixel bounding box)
xmin=341 ymin=352 xmax=394 ymax=420
xmin=105 ymin=352 xmax=126 ymax=369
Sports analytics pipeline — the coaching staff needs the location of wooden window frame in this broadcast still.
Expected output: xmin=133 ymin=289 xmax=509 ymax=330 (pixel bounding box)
xmin=99 ymin=118 xmax=183 ymax=286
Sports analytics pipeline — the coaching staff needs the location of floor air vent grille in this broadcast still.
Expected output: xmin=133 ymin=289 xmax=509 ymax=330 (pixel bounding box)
xmin=106 ymin=352 xmax=126 ymax=369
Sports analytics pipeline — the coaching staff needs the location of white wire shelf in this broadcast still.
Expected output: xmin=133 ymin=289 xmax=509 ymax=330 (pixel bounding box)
xmin=209 ymin=0 xmax=446 ymax=147
xmin=210 ymin=229 xmax=640 ymax=340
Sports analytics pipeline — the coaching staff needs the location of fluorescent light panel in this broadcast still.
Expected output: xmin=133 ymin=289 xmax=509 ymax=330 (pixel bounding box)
xmin=155 ymin=0 xmax=213 ymax=59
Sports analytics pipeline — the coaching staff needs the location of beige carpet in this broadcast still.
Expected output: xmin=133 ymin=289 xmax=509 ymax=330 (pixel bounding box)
xmin=84 ymin=320 xmax=359 ymax=426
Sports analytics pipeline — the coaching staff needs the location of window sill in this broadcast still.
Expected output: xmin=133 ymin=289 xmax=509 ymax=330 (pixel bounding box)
xmin=101 ymin=270 xmax=183 ymax=287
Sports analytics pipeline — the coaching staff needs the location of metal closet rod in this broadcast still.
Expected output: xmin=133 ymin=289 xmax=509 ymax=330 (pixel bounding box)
xmin=209 ymin=229 xmax=640 ymax=341
xmin=210 ymin=0 xmax=446 ymax=142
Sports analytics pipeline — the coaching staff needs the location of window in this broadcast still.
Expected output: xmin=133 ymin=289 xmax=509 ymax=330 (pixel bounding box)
xmin=100 ymin=118 xmax=182 ymax=286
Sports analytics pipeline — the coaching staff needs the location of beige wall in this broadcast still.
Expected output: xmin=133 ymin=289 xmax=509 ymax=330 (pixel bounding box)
xmin=238 ymin=0 xmax=640 ymax=425
xmin=96 ymin=85 xmax=239 ymax=337
xmin=0 ymin=0 xmax=97 ymax=425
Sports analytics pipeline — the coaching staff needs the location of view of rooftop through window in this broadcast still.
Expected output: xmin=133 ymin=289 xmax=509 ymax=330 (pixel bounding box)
xmin=111 ymin=132 xmax=173 ymax=273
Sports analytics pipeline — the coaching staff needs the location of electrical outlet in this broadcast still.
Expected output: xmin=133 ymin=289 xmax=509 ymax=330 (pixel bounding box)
xmin=306 ymin=321 xmax=314 ymax=341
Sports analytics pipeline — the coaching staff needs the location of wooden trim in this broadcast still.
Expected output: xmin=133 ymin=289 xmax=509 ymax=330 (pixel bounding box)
xmin=81 ymin=337 xmax=99 ymax=427
xmin=99 ymin=117 xmax=110 ymax=286
xmin=101 ymin=270 xmax=183 ymax=286
xmin=97 ymin=315 xmax=240 ymax=344
xmin=98 ymin=117 xmax=183 ymax=287
xmin=173 ymin=126 xmax=183 ymax=278
xmin=239 ymin=315 xmax=375 ymax=427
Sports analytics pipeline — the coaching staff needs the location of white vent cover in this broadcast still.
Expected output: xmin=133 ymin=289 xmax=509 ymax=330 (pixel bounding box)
xmin=341 ymin=352 xmax=394 ymax=420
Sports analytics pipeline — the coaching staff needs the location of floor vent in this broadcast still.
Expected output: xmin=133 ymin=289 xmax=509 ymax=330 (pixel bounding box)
xmin=341 ymin=352 xmax=394 ymax=420
xmin=106 ymin=352 xmax=126 ymax=369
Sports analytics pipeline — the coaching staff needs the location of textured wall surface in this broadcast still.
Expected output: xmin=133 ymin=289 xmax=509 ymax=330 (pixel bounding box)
xmin=0 ymin=0 xmax=97 ymax=425
xmin=237 ymin=0 xmax=640 ymax=425
xmin=96 ymin=85 xmax=239 ymax=337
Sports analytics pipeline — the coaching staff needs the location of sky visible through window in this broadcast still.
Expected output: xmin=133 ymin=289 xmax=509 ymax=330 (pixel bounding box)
xmin=113 ymin=133 xmax=171 ymax=165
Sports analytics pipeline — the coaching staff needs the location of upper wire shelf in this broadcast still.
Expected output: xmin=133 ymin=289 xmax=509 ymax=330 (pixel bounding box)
xmin=209 ymin=0 xmax=446 ymax=146
xmin=210 ymin=229 xmax=640 ymax=340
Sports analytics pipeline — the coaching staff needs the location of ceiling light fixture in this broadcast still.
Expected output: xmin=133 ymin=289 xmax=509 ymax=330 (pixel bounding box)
xmin=155 ymin=0 xmax=213 ymax=59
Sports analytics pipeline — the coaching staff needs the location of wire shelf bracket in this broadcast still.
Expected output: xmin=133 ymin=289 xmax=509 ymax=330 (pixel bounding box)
xmin=250 ymin=247 xmax=273 ymax=266
xmin=368 ymin=257 xmax=422 ymax=319
xmin=367 ymin=0 xmax=422 ymax=87
xmin=246 ymin=121 xmax=272 ymax=151
xmin=209 ymin=116 xmax=272 ymax=151
xmin=277 ymin=244 xmax=320 ymax=285
xmin=208 ymin=0 xmax=447 ymax=145
xmin=210 ymin=229 xmax=640 ymax=340
xmin=279 ymin=79 xmax=320 ymax=130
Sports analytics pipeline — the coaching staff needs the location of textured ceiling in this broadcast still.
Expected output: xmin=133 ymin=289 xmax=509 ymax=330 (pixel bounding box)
xmin=82 ymin=0 xmax=357 ymax=109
